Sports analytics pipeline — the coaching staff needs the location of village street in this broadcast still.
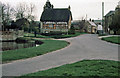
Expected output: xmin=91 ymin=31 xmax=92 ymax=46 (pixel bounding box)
xmin=2 ymin=34 xmax=119 ymax=76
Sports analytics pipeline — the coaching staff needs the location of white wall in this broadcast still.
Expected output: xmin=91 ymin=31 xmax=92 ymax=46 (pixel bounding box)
xmin=97 ymin=25 xmax=103 ymax=30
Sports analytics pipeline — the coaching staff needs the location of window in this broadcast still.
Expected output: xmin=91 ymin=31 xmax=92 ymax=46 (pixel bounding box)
xmin=49 ymin=24 xmax=53 ymax=29
xmin=53 ymin=24 xmax=56 ymax=29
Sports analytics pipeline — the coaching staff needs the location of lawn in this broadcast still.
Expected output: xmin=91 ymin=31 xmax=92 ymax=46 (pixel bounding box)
xmin=2 ymin=40 xmax=69 ymax=63
xmin=101 ymin=36 xmax=120 ymax=44
xmin=19 ymin=60 xmax=120 ymax=77
xmin=24 ymin=32 xmax=86 ymax=39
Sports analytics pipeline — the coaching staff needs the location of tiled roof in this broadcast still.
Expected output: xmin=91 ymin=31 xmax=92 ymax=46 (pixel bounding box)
xmin=88 ymin=21 xmax=97 ymax=26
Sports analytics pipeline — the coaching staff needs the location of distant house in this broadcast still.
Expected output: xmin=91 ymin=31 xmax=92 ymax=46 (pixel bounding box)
xmin=40 ymin=0 xmax=72 ymax=34
xmin=85 ymin=21 xmax=97 ymax=34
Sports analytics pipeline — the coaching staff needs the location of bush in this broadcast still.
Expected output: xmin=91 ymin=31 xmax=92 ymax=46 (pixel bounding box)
xmin=35 ymin=40 xmax=44 ymax=44
xmin=98 ymin=33 xmax=107 ymax=36
xmin=42 ymin=31 xmax=63 ymax=36
xmin=16 ymin=37 xmax=31 ymax=43
xmin=68 ymin=25 xmax=75 ymax=34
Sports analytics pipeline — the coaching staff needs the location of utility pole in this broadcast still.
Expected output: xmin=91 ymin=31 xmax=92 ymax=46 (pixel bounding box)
xmin=102 ymin=2 xmax=104 ymax=34
xmin=0 ymin=2 xmax=2 ymax=31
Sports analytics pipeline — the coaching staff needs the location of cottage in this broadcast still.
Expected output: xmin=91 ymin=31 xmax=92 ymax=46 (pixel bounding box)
xmin=85 ymin=21 xmax=97 ymax=34
xmin=40 ymin=0 xmax=72 ymax=34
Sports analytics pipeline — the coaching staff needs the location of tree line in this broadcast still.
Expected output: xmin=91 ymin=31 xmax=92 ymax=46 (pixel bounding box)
xmin=1 ymin=2 xmax=39 ymax=32
xmin=109 ymin=8 xmax=120 ymax=35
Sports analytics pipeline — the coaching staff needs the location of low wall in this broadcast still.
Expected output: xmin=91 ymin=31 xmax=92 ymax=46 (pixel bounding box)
xmin=1 ymin=30 xmax=24 ymax=41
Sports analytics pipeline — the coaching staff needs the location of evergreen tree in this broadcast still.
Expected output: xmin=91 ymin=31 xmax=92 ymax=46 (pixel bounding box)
xmin=109 ymin=9 xmax=120 ymax=34
xmin=68 ymin=25 xmax=75 ymax=34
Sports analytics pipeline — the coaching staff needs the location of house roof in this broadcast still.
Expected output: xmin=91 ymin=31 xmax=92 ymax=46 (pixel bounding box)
xmin=105 ymin=11 xmax=115 ymax=17
xmin=88 ymin=21 xmax=97 ymax=27
xmin=40 ymin=8 xmax=72 ymax=22
xmin=94 ymin=20 xmax=102 ymax=23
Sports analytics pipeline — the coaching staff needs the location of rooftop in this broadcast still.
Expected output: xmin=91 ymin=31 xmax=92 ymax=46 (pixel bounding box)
xmin=40 ymin=8 xmax=72 ymax=22
xmin=105 ymin=11 xmax=115 ymax=17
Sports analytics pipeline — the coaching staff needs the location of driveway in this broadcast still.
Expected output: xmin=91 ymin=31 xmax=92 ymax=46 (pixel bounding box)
xmin=2 ymin=34 xmax=119 ymax=76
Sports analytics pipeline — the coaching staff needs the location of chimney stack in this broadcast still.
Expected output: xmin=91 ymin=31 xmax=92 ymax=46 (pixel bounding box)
xmin=68 ymin=5 xmax=71 ymax=10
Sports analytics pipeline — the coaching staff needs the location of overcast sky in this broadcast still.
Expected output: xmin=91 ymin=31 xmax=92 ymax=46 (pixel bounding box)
xmin=0 ymin=0 xmax=119 ymax=21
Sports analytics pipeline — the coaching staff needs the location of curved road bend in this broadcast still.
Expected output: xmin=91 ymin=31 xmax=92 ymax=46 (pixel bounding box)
xmin=2 ymin=34 xmax=119 ymax=76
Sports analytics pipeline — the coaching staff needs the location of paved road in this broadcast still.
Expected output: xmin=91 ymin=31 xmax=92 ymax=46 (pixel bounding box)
xmin=2 ymin=34 xmax=119 ymax=76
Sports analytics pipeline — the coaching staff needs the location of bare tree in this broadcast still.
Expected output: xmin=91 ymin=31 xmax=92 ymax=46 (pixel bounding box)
xmin=5 ymin=4 xmax=14 ymax=25
xmin=1 ymin=3 xmax=14 ymax=31
xmin=27 ymin=3 xmax=36 ymax=21
xmin=15 ymin=3 xmax=28 ymax=19
xmin=1 ymin=3 xmax=6 ymax=31
xmin=0 ymin=2 xmax=2 ymax=31
xmin=15 ymin=3 xmax=36 ymax=21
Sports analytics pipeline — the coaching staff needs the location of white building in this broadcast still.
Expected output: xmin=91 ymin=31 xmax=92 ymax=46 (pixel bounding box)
xmin=87 ymin=21 xmax=97 ymax=33
xmin=97 ymin=25 xmax=103 ymax=30
xmin=97 ymin=25 xmax=103 ymax=34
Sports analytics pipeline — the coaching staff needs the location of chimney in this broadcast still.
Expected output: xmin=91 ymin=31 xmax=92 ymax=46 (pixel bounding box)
xmin=68 ymin=5 xmax=71 ymax=10
xmin=47 ymin=0 xmax=50 ymax=2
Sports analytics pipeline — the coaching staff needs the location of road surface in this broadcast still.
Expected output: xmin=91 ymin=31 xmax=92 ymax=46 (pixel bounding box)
xmin=2 ymin=34 xmax=119 ymax=76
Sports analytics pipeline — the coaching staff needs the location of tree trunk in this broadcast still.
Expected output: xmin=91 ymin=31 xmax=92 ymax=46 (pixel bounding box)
xmin=114 ymin=31 xmax=117 ymax=35
xmin=34 ymin=31 xmax=36 ymax=37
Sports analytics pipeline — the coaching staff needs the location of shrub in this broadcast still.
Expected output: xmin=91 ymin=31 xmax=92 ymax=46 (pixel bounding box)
xmin=98 ymin=33 xmax=107 ymax=36
xmin=35 ymin=40 xmax=44 ymax=44
xmin=16 ymin=37 xmax=31 ymax=43
xmin=68 ymin=25 xmax=75 ymax=34
xmin=42 ymin=31 xmax=63 ymax=36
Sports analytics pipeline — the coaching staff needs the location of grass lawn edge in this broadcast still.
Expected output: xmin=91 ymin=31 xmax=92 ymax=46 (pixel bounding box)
xmin=19 ymin=59 xmax=120 ymax=77
xmin=2 ymin=40 xmax=70 ymax=64
xmin=101 ymin=36 xmax=120 ymax=45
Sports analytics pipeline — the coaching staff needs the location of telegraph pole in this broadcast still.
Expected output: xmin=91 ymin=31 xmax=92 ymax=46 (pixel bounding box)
xmin=102 ymin=2 xmax=104 ymax=33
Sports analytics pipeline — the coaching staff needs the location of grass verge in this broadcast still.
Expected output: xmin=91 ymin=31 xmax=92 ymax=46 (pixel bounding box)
xmin=2 ymin=40 xmax=69 ymax=63
xmin=101 ymin=36 xmax=120 ymax=44
xmin=19 ymin=60 xmax=120 ymax=77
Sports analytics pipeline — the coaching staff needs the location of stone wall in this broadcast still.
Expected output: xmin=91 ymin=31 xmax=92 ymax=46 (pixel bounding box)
xmin=1 ymin=30 xmax=24 ymax=41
